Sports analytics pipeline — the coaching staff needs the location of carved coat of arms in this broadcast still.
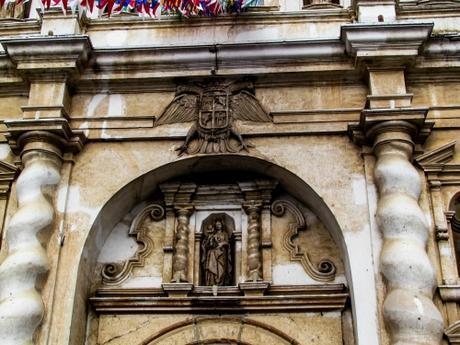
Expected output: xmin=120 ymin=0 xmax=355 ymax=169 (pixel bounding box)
xmin=155 ymin=80 xmax=272 ymax=155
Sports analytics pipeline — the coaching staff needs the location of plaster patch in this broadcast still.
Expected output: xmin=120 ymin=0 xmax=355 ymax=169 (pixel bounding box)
xmin=65 ymin=186 xmax=101 ymax=226
xmin=343 ymin=228 xmax=380 ymax=345
xmin=56 ymin=186 xmax=68 ymax=213
xmin=87 ymin=94 xmax=106 ymax=117
xmin=101 ymin=121 xmax=111 ymax=139
xmin=440 ymin=246 xmax=451 ymax=256
xmin=122 ymin=276 xmax=163 ymax=288
xmin=352 ymin=175 xmax=367 ymax=206
xmin=107 ymin=94 xmax=126 ymax=116
xmin=0 ymin=144 xmax=12 ymax=161
xmin=98 ymin=222 xmax=137 ymax=262
xmin=414 ymin=296 xmax=424 ymax=315
xmin=272 ymin=263 xmax=313 ymax=285
xmin=107 ymin=31 xmax=127 ymax=47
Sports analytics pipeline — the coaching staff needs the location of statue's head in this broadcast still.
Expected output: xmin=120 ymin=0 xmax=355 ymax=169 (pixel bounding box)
xmin=215 ymin=220 xmax=223 ymax=230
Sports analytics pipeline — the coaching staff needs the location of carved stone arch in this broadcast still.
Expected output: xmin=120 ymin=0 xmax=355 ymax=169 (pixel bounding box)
xmin=139 ymin=317 xmax=301 ymax=345
xmin=71 ymin=154 xmax=360 ymax=345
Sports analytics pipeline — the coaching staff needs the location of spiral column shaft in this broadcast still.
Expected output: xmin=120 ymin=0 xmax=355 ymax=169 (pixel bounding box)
xmin=172 ymin=206 xmax=193 ymax=283
xmin=373 ymin=126 xmax=443 ymax=345
xmin=244 ymin=202 xmax=263 ymax=281
xmin=0 ymin=139 xmax=62 ymax=345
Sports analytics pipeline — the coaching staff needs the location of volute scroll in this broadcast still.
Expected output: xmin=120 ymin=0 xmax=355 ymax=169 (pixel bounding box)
xmin=271 ymin=199 xmax=336 ymax=282
xmin=102 ymin=203 xmax=165 ymax=285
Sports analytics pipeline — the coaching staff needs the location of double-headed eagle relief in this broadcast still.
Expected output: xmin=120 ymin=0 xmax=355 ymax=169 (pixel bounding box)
xmin=155 ymin=80 xmax=272 ymax=155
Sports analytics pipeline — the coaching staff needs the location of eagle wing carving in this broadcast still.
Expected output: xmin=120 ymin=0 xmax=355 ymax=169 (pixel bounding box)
xmin=155 ymin=93 xmax=199 ymax=126
xmin=230 ymin=90 xmax=272 ymax=122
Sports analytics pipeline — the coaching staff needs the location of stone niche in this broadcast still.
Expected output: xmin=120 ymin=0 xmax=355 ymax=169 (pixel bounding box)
xmin=90 ymin=172 xmax=351 ymax=345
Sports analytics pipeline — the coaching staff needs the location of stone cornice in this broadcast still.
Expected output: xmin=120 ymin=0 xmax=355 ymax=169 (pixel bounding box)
xmin=397 ymin=0 xmax=460 ymax=17
xmin=0 ymin=35 xmax=92 ymax=81
xmin=0 ymin=19 xmax=41 ymax=38
xmin=4 ymin=118 xmax=86 ymax=156
xmin=0 ymin=52 xmax=26 ymax=96
xmin=91 ymin=284 xmax=349 ymax=313
xmin=341 ymin=23 xmax=433 ymax=66
xmin=86 ymin=39 xmax=348 ymax=79
xmin=86 ymin=9 xmax=352 ymax=31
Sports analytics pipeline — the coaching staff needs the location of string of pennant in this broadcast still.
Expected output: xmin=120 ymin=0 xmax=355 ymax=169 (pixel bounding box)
xmin=0 ymin=0 xmax=261 ymax=17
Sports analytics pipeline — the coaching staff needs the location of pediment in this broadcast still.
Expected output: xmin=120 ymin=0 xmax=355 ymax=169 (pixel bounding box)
xmin=416 ymin=141 xmax=456 ymax=167
xmin=416 ymin=141 xmax=460 ymax=185
xmin=0 ymin=160 xmax=17 ymax=176
xmin=446 ymin=320 xmax=460 ymax=344
xmin=0 ymin=160 xmax=17 ymax=197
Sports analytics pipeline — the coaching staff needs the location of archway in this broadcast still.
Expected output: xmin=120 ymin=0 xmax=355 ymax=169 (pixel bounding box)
xmin=69 ymin=154 xmax=356 ymax=345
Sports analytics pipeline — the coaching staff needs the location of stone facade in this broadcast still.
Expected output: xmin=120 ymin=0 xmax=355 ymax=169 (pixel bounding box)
xmin=0 ymin=1 xmax=460 ymax=345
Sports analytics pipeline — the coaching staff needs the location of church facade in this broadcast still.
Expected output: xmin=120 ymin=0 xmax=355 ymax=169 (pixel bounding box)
xmin=0 ymin=1 xmax=460 ymax=344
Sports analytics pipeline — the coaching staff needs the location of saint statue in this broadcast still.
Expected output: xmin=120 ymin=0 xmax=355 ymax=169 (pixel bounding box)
xmin=201 ymin=219 xmax=232 ymax=286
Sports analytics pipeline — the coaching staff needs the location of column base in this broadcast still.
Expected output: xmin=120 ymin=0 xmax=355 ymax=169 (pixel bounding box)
xmin=162 ymin=283 xmax=194 ymax=297
xmin=239 ymin=281 xmax=270 ymax=296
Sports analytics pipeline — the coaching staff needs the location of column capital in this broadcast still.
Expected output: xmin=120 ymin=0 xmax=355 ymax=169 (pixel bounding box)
xmin=243 ymin=201 xmax=263 ymax=213
xmin=348 ymin=108 xmax=433 ymax=147
xmin=174 ymin=205 xmax=194 ymax=216
xmin=4 ymin=118 xmax=86 ymax=158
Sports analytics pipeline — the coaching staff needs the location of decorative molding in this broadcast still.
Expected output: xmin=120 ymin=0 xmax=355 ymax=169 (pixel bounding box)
xmin=416 ymin=141 xmax=460 ymax=185
xmin=439 ymin=284 xmax=460 ymax=302
xmin=341 ymin=23 xmax=433 ymax=66
xmin=416 ymin=141 xmax=456 ymax=166
xmin=349 ymin=108 xmax=433 ymax=146
xmin=141 ymin=317 xmax=303 ymax=345
xmin=4 ymin=118 xmax=86 ymax=156
xmin=90 ymin=284 xmax=348 ymax=313
xmin=0 ymin=160 xmax=17 ymax=199
xmin=271 ymin=199 xmax=336 ymax=282
xmin=0 ymin=35 xmax=92 ymax=81
xmin=101 ymin=203 xmax=165 ymax=285
xmin=446 ymin=320 xmax=460 ymax=345
xmin=155 ymin=80 xmax=271 ymax=155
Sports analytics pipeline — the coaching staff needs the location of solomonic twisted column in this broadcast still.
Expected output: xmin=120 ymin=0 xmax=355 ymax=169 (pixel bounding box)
xmin=243 ymin=202 xmax=263 ymax=282
xmin=0 ymin=133 xmax=63 ymax=345
xmin=371 ymin=122 xmax=444 ymax=345
xmin=172 ymin=206 xmax=194 ymax=283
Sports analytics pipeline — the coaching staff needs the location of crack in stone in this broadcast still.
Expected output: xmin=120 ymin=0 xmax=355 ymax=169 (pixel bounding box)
xmin=100 ymin=319 xmax=151 ymax=345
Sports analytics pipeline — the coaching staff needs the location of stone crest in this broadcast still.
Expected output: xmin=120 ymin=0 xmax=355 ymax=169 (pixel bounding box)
xmin=155 ymin=80 xmax=272 ymax=155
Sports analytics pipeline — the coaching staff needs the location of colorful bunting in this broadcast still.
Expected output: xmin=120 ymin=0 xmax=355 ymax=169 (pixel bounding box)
xmin=27 ymin=0 xmax=260 ymax=17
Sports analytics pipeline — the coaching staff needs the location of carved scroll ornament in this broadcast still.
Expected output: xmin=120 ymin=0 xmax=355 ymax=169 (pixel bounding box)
xmin=102 ymin=203 xmax=165 ymax=285
xmin=155 ymin=80 xmax=272 ymax=155
xmin=271 ymin=199 xmax=336 ymax=282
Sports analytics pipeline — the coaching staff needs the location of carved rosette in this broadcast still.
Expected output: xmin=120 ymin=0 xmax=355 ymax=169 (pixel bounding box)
xmin=102 ymin=203 xmax=165 ymax=285
xmin=172 ymin=206 xmax=194 ymax=283
xmin=271 ymin=199 xmax=336 ymax=282
xmin=243 ymin=202 xmax=263 ymax=282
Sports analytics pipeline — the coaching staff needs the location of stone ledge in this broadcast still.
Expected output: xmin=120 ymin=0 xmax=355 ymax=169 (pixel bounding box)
xmin=91 ymin=284 xmax=348 ymax=314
